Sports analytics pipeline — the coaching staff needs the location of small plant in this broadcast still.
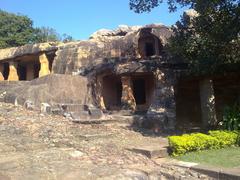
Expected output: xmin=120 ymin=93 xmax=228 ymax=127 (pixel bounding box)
xmin=222 ymin=104 xmax=240 ymax=131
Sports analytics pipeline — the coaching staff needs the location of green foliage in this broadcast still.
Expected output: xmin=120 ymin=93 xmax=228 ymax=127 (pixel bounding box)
xmin=130 ymin=0 xmax=194 ymax=13
xmin=34 ymin=27 xmax=60 ymax=43
xmin=0 ymin=10 xmax=35 ymax=48
xmin=62 ymin=33 xmax=74 ymax=43
xmin=209 ymin=130 xmax=238 ymax=147
xmin=168 ymin=130 xmax=239 ymax=156
xmin=130 ymin=0 xmax=240 ymax=75
xmin=0 ymin=10 xmax=74 ymax=48
xmin=237 ymin=132 xmax=240 ymax=146
xmin=221 ymin=105 xmax=240 ymax=131
xmin=169 ymin=1 xmax=240 ymax=75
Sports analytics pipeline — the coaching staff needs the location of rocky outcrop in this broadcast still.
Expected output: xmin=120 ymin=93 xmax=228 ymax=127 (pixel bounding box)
xmin=0 ymin=42 xmax=59 ymax=61
xmin=0 ymin=24 xmax=174 ymax=75
xmin=0 ymin=24 xmax=181 ymax=128
xmin=52 ymin=24 xmax=173 ymax=75
xmin=0 ymin=74 xmax=92 ymax=107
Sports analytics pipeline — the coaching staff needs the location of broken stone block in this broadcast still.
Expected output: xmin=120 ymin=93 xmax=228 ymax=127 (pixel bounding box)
xmin=63 ymin=112 xmax=72 ymax=118
xmin=130 ymin=146 xmax=169 ymax=159
xmin=70 ymin=111 xmax=90 ymax=121
xmin=24 ymin=100 xmax=35 ymax=110
xmin=0 ymin=91 xmax=6 ymax=102
xmin=51 ymin=107 xmax=63 ymax=115
xmin=61 ymin=104 xmax=88 ymax=112
xmin=4 ymin=94 xmax=18 ymax=104
xmin=40 ymin=103 xmax=51 ymax=114
xmin=50 ymin=104 xmax=64 ymax=115
xmin=88 ymin=107 xmax=103 ymax=119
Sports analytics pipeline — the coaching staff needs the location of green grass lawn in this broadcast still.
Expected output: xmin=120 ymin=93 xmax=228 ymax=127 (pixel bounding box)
xmin=176 ymin=146 xmax=240 ymax=168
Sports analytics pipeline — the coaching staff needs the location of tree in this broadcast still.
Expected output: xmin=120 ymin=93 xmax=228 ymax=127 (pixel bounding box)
xmin=34 ymin=27 xmax=61 ymax=43
xmin=0 ymin=10 xmax=75 ymax=48
xmin=130 ymin=0 xmax=240 ymax=74
xmin=62 ymin=33 xmax=74 ymax=43
xmin=0 ymin=10 xmax=35 ymax=48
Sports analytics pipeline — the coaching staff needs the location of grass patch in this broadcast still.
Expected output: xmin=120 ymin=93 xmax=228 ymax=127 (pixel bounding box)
xmin=176 ymin=146 xmax=240 ymax=168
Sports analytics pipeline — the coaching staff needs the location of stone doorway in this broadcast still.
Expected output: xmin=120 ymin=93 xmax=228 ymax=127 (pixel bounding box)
xmin=102 ymin=74 xmax=122 ymax=110
xmin=145 ymin=42 xmax=155 ymax=57
xmin=17 ymin=64 xmax=27 ymax=80
xmin=3 ymin=63 xmax=9 ymax=80
xmin=132 ymin=73 xmax=155 ymax=112
xmin=101 ymin=73 xmax=155 ymax=112
xmin=133 ymin=78 xmax=146 ymax=105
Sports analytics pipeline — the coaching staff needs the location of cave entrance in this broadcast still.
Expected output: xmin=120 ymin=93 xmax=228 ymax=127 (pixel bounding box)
xmin=145 ymin=42 xmax=155 ymax=57
xmin=138 ymin=28 xmax=162 ymax=58
xmin=132 ymin=73 xmax=155 ymax=112
xmin=133 ymin=79 xmax=146 ymax=105
xmin=3 ymin=63 xmax=9 ymax=80
xmin=102 ymin=75 xmax=122 ymax=110
xmin=18 ymin=64 xmax=27 ymax=80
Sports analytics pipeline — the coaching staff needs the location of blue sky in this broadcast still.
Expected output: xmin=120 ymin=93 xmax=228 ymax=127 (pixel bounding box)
xmin=1 ymin=0 xmax=187 ymax=40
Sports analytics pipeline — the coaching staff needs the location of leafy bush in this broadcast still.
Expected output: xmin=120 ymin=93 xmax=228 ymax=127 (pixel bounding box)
xmin=222 ymin=105 xmax=240 ymax=131
xmin=209 ymin=130 xmax=238 ymax=147
xmin=237 ymin=132 xmax=240 ymax=146
xmin=168 ymin=131 xmax=239 ymax=156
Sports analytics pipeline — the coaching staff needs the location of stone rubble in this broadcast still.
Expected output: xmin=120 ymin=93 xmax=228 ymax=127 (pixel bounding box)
xmin=0 ymin=102 xmax=212 ymax=179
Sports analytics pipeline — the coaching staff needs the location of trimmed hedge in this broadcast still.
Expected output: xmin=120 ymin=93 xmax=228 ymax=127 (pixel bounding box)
xmin=209 ymin=131 xmax=238 ymax=147
xmin=168 ymin=131 xmax=239 ymax=156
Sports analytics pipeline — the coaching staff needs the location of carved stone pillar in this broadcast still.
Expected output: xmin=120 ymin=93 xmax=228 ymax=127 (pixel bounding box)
xmin=121 ymin=76 xmax=136 ymax=111
xmin=0 ymin=64 xmax=4 ymax=81
xmin=39 ymin=53 xmax=50 ymax=77
xmin=147 ymin=69 xmax=176 ymax=131
xmin=199 ymin=78 xmax=217 ymax=129
xmin=96 ymin=76 xmax=106 ymax=110
xmin=8 ymin=62 xmax=19 ymax=81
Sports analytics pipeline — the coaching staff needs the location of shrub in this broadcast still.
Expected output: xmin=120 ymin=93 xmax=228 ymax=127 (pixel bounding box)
xmin=168 ymin=131 xmax=239 ymax=156
xmin=237 ymin=132 xmax=240 ymax=146
xmin=222 ymin=105 xmax=240 ymax=131
xmin=209 ymin=130 xmax=238 ymax=147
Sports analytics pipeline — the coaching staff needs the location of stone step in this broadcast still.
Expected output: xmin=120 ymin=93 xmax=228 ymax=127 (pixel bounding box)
xmin=71 ymin=118 xmax=131 ymax=125
xmin=128 ymin=145 xmax=169 ymax=159
xmin=70 ymin=111 xmax=91 ymax=120
xmin=61 ymin=104 xmax=88 ymax=112
xmin=70 ymin=114 xmax=144 ymax=125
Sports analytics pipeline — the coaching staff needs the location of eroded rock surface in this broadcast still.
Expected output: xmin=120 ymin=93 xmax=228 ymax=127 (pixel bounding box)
xmin=0 ymin=42 xmax=59 ymax=61
xmin=0 ymin=102 xmax=211 ymax=179
xmin=0 ymin=74 xmax=92 ymax=107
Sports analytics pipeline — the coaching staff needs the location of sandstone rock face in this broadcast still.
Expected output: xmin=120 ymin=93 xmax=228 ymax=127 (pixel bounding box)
xmin=0 ymin=42 xmax=59 ymax=61
xmin=0 ymin=74 xmax=92 ymax=107
xmin=52 ymin=24 xmax=174 ymax=75
xmin=39 ymin=53 xmax=51 ymax=77
xmin=7 ymin=62 xmax=19 ymax=81
xmin=0 ymin=24 xmax=183 ymax=130
xmin=0 ymin=24 xmax=174 ymax=77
